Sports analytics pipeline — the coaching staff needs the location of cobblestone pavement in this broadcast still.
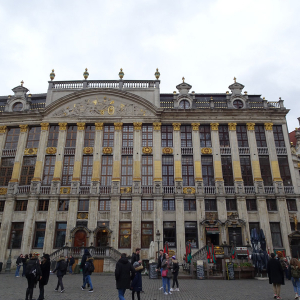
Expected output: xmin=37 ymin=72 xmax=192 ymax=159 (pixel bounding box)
xmin=0 ymin=272 xmax=298 ymax=300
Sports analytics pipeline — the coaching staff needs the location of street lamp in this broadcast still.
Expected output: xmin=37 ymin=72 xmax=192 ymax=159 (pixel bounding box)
xmin=156 ymin=230 xmax=161 ymax=260
xmin=5 ymin=230 xmax=16 ymax=272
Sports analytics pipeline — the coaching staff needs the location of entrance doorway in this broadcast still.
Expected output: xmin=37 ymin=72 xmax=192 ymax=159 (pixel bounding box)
xmin=74 ymin=230 xmax=87 ymax=247
xmin=291 ymin=239 xmax=300 ymax=258
xmin=228 ymin=227 xmax=242 ymax=246
xmin=96 ymin=229 xmax=109 ymax=247
xmin=206 ymin=227 xmax=220 ymax=246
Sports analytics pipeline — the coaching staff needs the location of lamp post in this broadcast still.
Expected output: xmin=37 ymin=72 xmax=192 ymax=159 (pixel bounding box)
xmin=5 ymin=230 xmax=16 ymax=272
xmin=156 ymin=230 xmax=161 ymax=260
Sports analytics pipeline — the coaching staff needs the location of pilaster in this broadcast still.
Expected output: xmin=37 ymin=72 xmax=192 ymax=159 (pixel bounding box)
xmin=236 ymin=196 xmax=250 ymax=243
xmin=133 ymin=123 xmax=142 ymax=193
xmin=175 ymin=195 xmax=185 ymax=260
xmin=66 ymin=196 xmax=78 ymax=243
xmin=132 ymin=195 xmax=142 ymax=251
xmin=196 ymin=196 xmax=205 ymax=248
xmin=88 ymin=196 xmax=98 ymax=243
xmin=191 ymin=123 xmax=203 ymax=192
xmin=153 ymin=122 xmax=162 ymax=193
xmin=257 ymin=196 xmax=272 ymax=251
xmin=109 ymin=195 xmax=120 ymax=248
xmin=112 ymin=123 xmax=123 ymax=194
xmin=0 ymin=125 xmax=7 ymax=166
xmin=154 ymin=195 xmax=163 ymax=249
xmin=173 ymin=123 xmax=182 ymax=193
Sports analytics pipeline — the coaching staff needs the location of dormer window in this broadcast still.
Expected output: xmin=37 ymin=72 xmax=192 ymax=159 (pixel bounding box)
xmin=13 ymin=102 xmax=23 ymax=112
xmin=233 ymin=100 xmax=244 ymax=109
xmin=179 ymin=100 xmax=190 ymax=109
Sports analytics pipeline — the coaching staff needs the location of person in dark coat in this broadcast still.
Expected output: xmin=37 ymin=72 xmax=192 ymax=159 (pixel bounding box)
xmin=156 ymin=250 xmax=166 ymax=290
xmin=53 ymin=255 xmax=67 ymax=293
xmin=171 ymin=255 xmax=179 ymax=291
xmin=267 ymin=253 xmax=285 ymax=299
xmin=131 ymin=248 xmax=142 ymax=265
xmin=80 ymin=249 xmax=90 ymax=286
xmin=22 ymin=254 xmax=29 ymax=277
xmin=115 ymin=253 xmax=136 ymax=300
xmin=81 ymin=256 xmax=94 ymax=292
xmin=15 ymin=254 xmax=23 ymax=277
xmin=131 ymin=262 xmax=143 ymax=300
xmin=37 ymin=254 xmax=51 ymax=300
xmin=68 ymin=255 xmax=75 ymax=274
xmin=25 ymin=252 xmax=42 ymax=300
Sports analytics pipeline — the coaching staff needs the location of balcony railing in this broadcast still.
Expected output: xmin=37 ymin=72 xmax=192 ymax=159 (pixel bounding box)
xmin=239 ymin=147 xmax=250 ymax=155
xmin=264 ymin=186 xmax=275 ymax=194
xmin=225 ymin=186 xmax=235 ymax=194
xmin=244 ymin=186 xmax=255 ymax=194
xmin=284 ymin=186 xmax=294 ymax=194
xmin=220 ymin=147 xmax=231 ymax=155
xmin=163 ymin=186 xmax=175 ymax=194
xmin=2 ymin=149 xmax=17 ymax=157
xmin=99 ymin=186 xmax=111 ymax=194
xmin=88 ymin=81 xmax=119 ymax=89
xmin=141 ymin=186 xmax=153 ymax=194
xmin=79 ymin=186 xmax=90 ymax=194
xmin=18 ymin=185 xmax=30 ymax=194
xmin=53 ymin=82 xmax=84 ymax=89
xmin=122 ymin=147 xmax=133 ymax=155
xmin=276 ymin=147 xmax=287 ymax=155
xmin=257 ymin=147 xmax=269 ymax=155
xmin=64 ymin=147 xmax=76 ymax=155
xmin=204 ymin=186 xmax=216 ymax=194
xmin=181 ymin=147 xmax=193 ymax=155
xmin=40 ymin=186 xmax=51 ymax=194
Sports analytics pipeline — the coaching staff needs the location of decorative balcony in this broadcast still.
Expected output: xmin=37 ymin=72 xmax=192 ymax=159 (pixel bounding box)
xmin=181 ymin=147 xmax=193 ymax=155
xmin=276 ymin=147 xmax=287 ymax=155
xmin=264 ymin=186 xmax=275 ymax=194
xmin=204 ymin=186 xmax=216 ymax=194
xmin=220 ymin=147 xmax=231 ymax=155
xmin=225 ymin=186 xmax=235 ymax=194
xmin=18 ymin=185 xmax=30 ymax=194
xmin=64 ymin=147 xmax=76 ymax=155
xmin=239 ymin=147 xmax=250 ymax=155
xmin=163 ymin=186 xmax=175 ymax=194
xmin=2 ymin=149 xmax=17 ymax=157
xmin=99 ymin=186 xmax=111 ymax=194
xmin=284 ymin=186 xmax=294 ymax=194
xmin=244 ymin=186 xmax=255 ymax=194
xmin=257 ymin=147 xmax=269 ymax=155
xmin=122 ymin=147 xmax=133 ymax=155
xmin=141 ymin=186 xmax=153 ymax=194
xmin=40 ymin=186 xmax=51 ymax=194
xmin=79 ymin=186 xmax=90 ymax=194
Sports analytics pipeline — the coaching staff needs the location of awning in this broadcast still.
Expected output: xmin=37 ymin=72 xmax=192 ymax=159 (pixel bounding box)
xmin=206 ymin=227 xmax=220 ymax=235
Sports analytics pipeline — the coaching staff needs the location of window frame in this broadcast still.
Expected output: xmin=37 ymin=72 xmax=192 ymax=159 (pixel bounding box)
xmin=20 ymin=156 xmax=36 ymax=186
xmin=81 ymin=155 xmax=93 ymax=186
xmin=122 ymin=125 xmax=133 ymax=147
xmin=202 ymin=155 xmax=215 ymax=186
xmin=259 ymin=156 xmax=273 ymax=186
xmin=246 ymin=199 xmax=257 ymax=211
xmin=142 ymin=125 xmax=153 ymax=147
xmin=278 ymin=156 xmax=292 ymax=186
xmin=185 ymin=221 xmax=198 ymax=248
xmin=163 ymin=199 xmax=175 ymax=211
xmin=47 ymin=125 xmax=59 ymax=147
xmin=236 ymin=125 xmax=249 ymax=147
xmin=266 ymin=199 xmax=277 ymax=211
xmin=61 ymin=155 xmax=74 ymax=186
xmin=162 ymin=156 xmax=174 ymax=186
xmin=161 ymin=125 xmax=173 ymax=147
xmin=287 ymin=199 xmax=297 ymax=211
xmin=32 ymin=222 xmax=46 ymax=248
xmin=120 ymin=199 xmax=132 ymax=211
xmin=15 ymin=200 xmax=28 ymax=211
xmin=184 ymin=199 xmax=196 ymax=211
xmin=38 ymin=200 xmax=49 ymax=211
xmin=141 ymin=221 xmax=153 ymax=248
xmin=78 ymin=200 xmax=89 ymax=212
xmin=101 ymin=155 xmax=113 ymax=186
xmin=0 ymin=157 xmax=14 ymax=186
xmin=65 ymin=125 xmax=77 ymax=148
xmin=182 ymin=155 xmax=194 ymax=187
xmin=103 ymin=125 xmax=114 ymax=147
xmin=42 ymin=155 xmax=56 ymax=186
xmin=26 ymin=127 xmax=41 ymax=148
xmin=121 ymin=155 xmax=133 ymax=186
xmin=58 ymin=200 xmax=69 ymax=211
xmin=84 ymin=125 xmax=95 ymax=147
xmin=9 ymin=222 xmax=24 ymax=249
xmin=240 ymin=155 xmax=254 ymax=186
xmin=99 ymin=200 xmax=111 ymax=211
xmin=255 ymin=125 xmax=267 ymax=147
xmin=273 ymin=125 xmax=285 ymax=147
xmin=54 ymin=222 xmax=67 ymax=248
xmin=221 ymin=155 xmax=234 ymax=186
xmin=142 ymin=155 xmax=153 ymax=187
xmin=226 ymin=199 xmax=237 ymax=211
xmin=141 ymin=199 xmax=154 ymax=211
xmin=199 ymin=125 xmax=212 ymax=147
xmin=119 ymin=222 xmax=132 ymax=248
xmin=180 ymin=125 xmax=192 ymax=147
xmin=163 ymin=221 xmax=176 ymax=247
xmin=270 ymin=222 xmax=283 ymax=248
xmin=4 ymin=127 xmax=20 ymax=149
xmin=219 ymin=125 xmax=230 ymax=147
xmin=205 ymin=199 xmax=217 ymax=211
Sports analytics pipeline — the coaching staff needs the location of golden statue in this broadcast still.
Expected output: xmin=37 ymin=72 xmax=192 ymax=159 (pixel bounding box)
xmin=294 ymin=215 xmax=298 ymax=231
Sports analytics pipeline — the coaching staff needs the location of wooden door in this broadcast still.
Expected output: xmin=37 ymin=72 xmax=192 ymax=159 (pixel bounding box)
xmin=74 ymin=230 xmax=87 ymax=247
xmin=96 ymin=230 xmax=108 ymax=246
xmin=94 ymin=259 xmax=104 ymax=273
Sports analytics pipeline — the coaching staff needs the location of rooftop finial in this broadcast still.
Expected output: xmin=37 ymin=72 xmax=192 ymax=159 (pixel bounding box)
xmin=155 ymin=68 xmax=160 ymax=80
xmin=83 ymin=68 xmax=89 ymax=80
xmin=50 ymin=69 xmax=55 ymax=81
xmin=119 ymin=68 xmax=124 ymax=79
xmin=182 ymin=77 xmax=185 ymax=83
xmin=233 ymin=77 xmax=236 ymax=83
xmin=21 ymin=80 xmax=24 ymax=86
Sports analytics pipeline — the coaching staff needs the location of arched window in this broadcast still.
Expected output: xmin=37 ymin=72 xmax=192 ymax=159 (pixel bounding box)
xmin=179 ymin=100 xmax=190 ymax=109
xmin=13 ymin=102 xmax=23 ymax=111
xmin=233 ymin=100 xmax=244 ymax=109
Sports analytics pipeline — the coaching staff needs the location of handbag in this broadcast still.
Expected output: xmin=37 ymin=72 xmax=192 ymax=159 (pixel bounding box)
xmin=161 ymin=269 xmax=168 ymax=277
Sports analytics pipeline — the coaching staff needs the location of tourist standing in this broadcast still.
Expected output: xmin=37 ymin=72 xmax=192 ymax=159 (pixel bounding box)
xmin=80 ymin=249 xmax=91 ymax=286
xmin=289 ymin=258 xmax=300 ymax=299
xmin=115 ymin=253 xmax=136 ymax=300
xmin=131 ymin=248 xmax=142 ymax=265
xmin=22 ymin=254 xmax=29 ymax=277
xmin=170 ymin=255 xmax=179 ymax=291
xmin=131 ymin=261 xmax=143 ymax=300
xmin=37 ymin=254 xmax=50 ymax=300
xmin=53 ymin=255 xmax=67 ymax=293
xmin=15 ymin=254 xmax=23 ymax=277
xmin=156 ymin=249 xmax=166 ymax=290
xmin=68 ymin=255 xmax=75 ymax=274
xmin=81 ymin=256 xmax=95 ymax=292
xmin=267 ymin=253 xmax=285 ymax=299
xmin=25 ymin=252 xmax=42 ymax=300
xmin=161 ymin=253 xmax=173 ymax=295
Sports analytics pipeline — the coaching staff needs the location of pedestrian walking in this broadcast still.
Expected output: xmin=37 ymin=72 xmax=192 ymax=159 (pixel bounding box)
xmin=115 ymin=253 xmax=136 ymax=300
xmin=156 ymin=249 xmax=166 ymax=290
xmin=289 ymin=258 xmax=300 ymax=299
xmin=53 ymin=255 xmax=67 ymax=293
xmin=267 ymin=253 xmax=285 ymax=299
xmin=131 ymin=261 xmax=143 ymax=300
xmin=161 ymin=253 xmax=173 ymax=295
xmin=37 ymin=254 xmax=50 ymax=300
xmin=81 ymin=256 xmax=95 ymax=292
xmin=68 ymin=255 xmax=75 ymax=274
xmin=131 ymin=248 xmax=142 ymax=265
xmin=25 ymin=252 xmax=42 ymax=300
xmin=15 ymin=254 xmax=23 ymax=277
xmin=80 ymin=249 xmax=91 ymax=286
xmin=22 ymin=254 xmax=29 ymax=277
xmin=278 ymin=251 xmax=289 ymax=278
xmin=170 ymin=255 xmax=179 ymax=292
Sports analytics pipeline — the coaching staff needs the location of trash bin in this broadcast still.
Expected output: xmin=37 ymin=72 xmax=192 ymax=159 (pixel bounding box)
xmin=0 ymin=262 xmax=3 ymax=272
xmin=149 ymin=263 xmax=158 ymax=279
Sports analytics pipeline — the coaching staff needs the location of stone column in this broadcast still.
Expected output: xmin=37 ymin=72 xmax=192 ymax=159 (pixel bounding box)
xmin=217 ymin=197 xmax=227 ymax=243
xmin=112 ymin=123 xmax=123 ymax=194
xmin=236 ymin=196 xmax=250 ymax=244
xmin=191 ymin=123 xmax=203 ymax=192
xmin=88 ymin=196 xmax=98 ymax=244
xmin=196 ymin=196 xmax=205 ymax=248
xmin=133 ymin=122 xmax=142 ymax=194
xmin=172 ymin=123 xmax=182 ymax=193
xmin=51 ymin=123 xmax=67 ymax=194
xmin=8 ymin=125 xmax=29 ymax=194
xmin=228 ymin=123 xmax=244 ymax=193
xmin=66 ymin=196 xmax=78 ymax=243
xmin=132 ymin=195 xmax=142 ymax=252
xmin=153 ymin=123 xmax=162 ymax=193
xmin=154 ymin=195 xmax=163 ymax=251
xmin=257 ymin=196 xmax=272 ymax=251
xmin=109 ymin=195 xmax=120 ymax=248
xmin=0 ymin=125 xmax=7 ymax=166
xmin=175 ymin=195 xmax=185 ymax=260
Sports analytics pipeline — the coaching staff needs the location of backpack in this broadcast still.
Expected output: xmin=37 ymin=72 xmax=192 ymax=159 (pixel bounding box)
xmin=291 ymin=266 xmax=300 ymax=279
xmin=59 ymin=260 xmax=67 ymax=272
xmin=86 ymin=261 xmax=95 ymax=273
xmin=25 ymin=261 xmax=37 ymax=278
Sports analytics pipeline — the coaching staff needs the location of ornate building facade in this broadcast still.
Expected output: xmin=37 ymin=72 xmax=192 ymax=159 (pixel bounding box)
xmin=0 ymin=71 xmax=299 ymax=269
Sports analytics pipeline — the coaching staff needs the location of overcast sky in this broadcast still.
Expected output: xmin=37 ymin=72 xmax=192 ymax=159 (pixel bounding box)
xmin=0 ymin=0 xmax=299 ymax=131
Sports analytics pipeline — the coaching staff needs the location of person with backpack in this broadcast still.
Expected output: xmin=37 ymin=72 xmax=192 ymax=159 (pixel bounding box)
xmin=81 ymin=256 xmax=95 ymax=292
xmin=15 ymin=254 xmax=23 ymax=277
xmin=80 ymin=249 xmax=91 ymax=286
xmin=53 ymin=255 xmax=67 ymax=293
xmin=131 ymin=261 xmax=143 ymax=300
xmin=25 ymin=252 xmax=42 ymax=300
xmin=68 ymin=255 xmax=75 ymax=274
xmin=22 ymin=254 xmax=29 ymax=277
xmin=289 ymin=258 xmax=300 ymax=299
xmin=37 ymin=254 xmax=51 ymax=300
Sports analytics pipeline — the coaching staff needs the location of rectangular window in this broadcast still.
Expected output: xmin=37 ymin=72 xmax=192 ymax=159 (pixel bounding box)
xmin=226 ymin=199 xmax=237 ymax=211
xmin=103 ymin=125 xmax=114 ymax=147
xmin=81 ymin=156 xmax=93 ymax=186
xmin=163 ymin=199 xmax=175 ymax=211
xmin=202 ymin=156 xmax=214 ymax=186
xmin=15 ymin=200 xmax=28 ymax=211
xmin=99 ymin=200 xmax=110 ymax=211
xmin=236 ymin=125 xmax=249 ymax=147
xmin=182 ymin=156 xmax=194 ymax=186
xmin=141 ymin=222 xmax=153 ymax=248
xmin=142 ymin=125 xmax=153 ymax=147
xmin=33 ymin=222 xmax=46 ymax=248
xmin=255 ymin=125 xmax=267 ymax=147
xmin=205 ymin=199 xmax=217 ymax=211
xmin=259 ymin=156 xmax=273 ymax=186
xmin=26 ymin=127 xmax=41 ymax=148
xmin=184 ymin=199 xmax=196 ymax=211
xmin=181 ymin=125 xmax=192 ymax=147
xmin=20 ymin=157 xmax=36 ymax=186
xmin=122 ymin=125 xmax=133 ymax=147
xmin=4 ymin=127 xmax=20 ymax=149
xmin=163 ymin=221 xmax=176 ymax=247
xmin=84 ymin=125 xmax=95 ymax=147
xmin=141 ymin=199 xmax=153 ymax=211
xmin=199 ymin=125 xmax=212 ymax=147
xmin=278 ymin=156 xmax=292 ymax=186
xmin=240 ymin=156 xmax=253 ymax=186
xmin=249 ymin=222 xmax=260 ymax=233
xmin=185 ymin=221 xmax=198 ymax=248
xmin=119 ymin=222 xmax=131 ymax=248
xmin=161 ymin=125 xmax=173 ymax=147
xmin=120 ymin=199 xmax=132 ymax=211
xmin=246 ymin=199 xmax=257 ymax=211
xmin=54 ymin=222 xmax=67 ymax=248
xmin=162 ymin=156 xmax=174 ymax=186
xmin=270 ymin=222 xmax=283 ymax=248
xmin=47 ymin=125 xmax=59 ymax=147
xmin=101 ymin=156 xmax=113 ymax=186
xmin=65 ymin=125 xmax=77 ymax=147
xmin=61 ymin=156 xmax=74 ymax=186
xmin=0 ymin=201 xmax=5 ymax=212
xmin=287 ymin=199 xmax=297 ymax=211
xmin=38 ymin=200 xmax=49 ymax=211
xmin=221 ymin=156 xmax=234 ymax=186
xmin=78 ymin=200 xmax=89 ymax=212
xmin=10 ymin=222 xmax=23 ymax=249
xmin=121 ymin=156 xmax=133 ymax=186
xmin=142 ymin=156 xmax=153 ymax=186
xmin=273 ymin=125 xmax=285 ymax=147
xmin=58 ymin=200 xmax=69 ymax=211
xmin=42 ymin=156 xmax=55 ymax=186
xmin=0 ymin=157 xmax=14 ymax=186
xmin=267 ymin=199 xmax=277 ymax=211
xmin=219 ymin=125 xmax=230 ymax=147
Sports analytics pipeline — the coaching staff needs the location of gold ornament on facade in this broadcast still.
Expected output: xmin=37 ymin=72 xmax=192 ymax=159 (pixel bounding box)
xmin=0 ymin=125 xmax=7 ymax=133
xmin=235 ymin=178 xmax=243 ymax=181
xmin=133 ymin=122 xmax=142 ymax=131
xmin=60 ymin=187 xmax=71 ymax=194
xmin=228 ymin=123 xmax=237 ymax=131
xmin=83 ymin=147 xmax=93 ymax=155
xmin=273 ymin=177 xmax=283 ymax=181
xmin=162 ymin=147 xmax=173 ymax=154
xmin=264 ymin=123 xmax=273 ymax=131
xmin=114 ymin=122 xmax=123 ymax=131
xmin=95 ymin=122 xmax=103 ymax=130
xmin=46 ymin=147 xmax=57 ymax=154
xmin=102 ymin=147 xmax=113 ymax=154
xmin=24 ymin=148 xmax=38 ymax=155
xmin=201 ymin=147 xmax=212 ymax=155
xmin=298 ymin=163 xmax=300 ymax=169
xmin=191 ymin=123 xmax=200 ymax=131
xmin=77 ymin=122 xmax=85 ymax=130
xmin=77 ymin=212 xmax=88 ymax=219
xmin=32 ymin=177 xmax=41 ymax=182
xmin=246 ymin=123 xmax=255 ymax=130
xmin=210 ymin=123 xmax=219 ymax=131
xmin=153 ymin=122 xmax=161 ymax=130
xmin=142 ymin=147 xmax=152 ymax=154
xmin=120 ymin=187 xmax=132 ymax=194
xmin=40 ymin=123 xmax=49 ymax=130
xmin=155 ymin=68 xmax=160 ymax=79
xmin=183 ymin=187 xmax=196 ymax=194
xmin=59 ymin=123 xmax=67 ymax=130
xmin=108 ymin=106 xmax=115 ymax=115
xmin=172 ymin=123 xmax=181 ymax=131
xmin=19 ymin=124 xmax=28 ymax=132
xmin=0 ymin=187 xmax=7 ymax=195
